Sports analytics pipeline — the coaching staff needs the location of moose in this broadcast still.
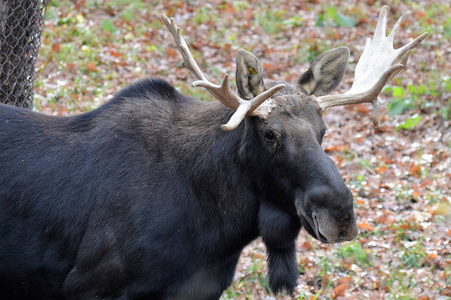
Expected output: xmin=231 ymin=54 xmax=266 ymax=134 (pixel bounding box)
xmin=0 ymin=6 xmax=426 ymax=300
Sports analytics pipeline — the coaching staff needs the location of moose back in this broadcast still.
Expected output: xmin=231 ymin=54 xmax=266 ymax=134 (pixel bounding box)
xmin=0 ymin=6 xmax=426 ymax=300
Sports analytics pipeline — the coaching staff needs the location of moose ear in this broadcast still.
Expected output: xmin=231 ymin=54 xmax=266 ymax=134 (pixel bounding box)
xmin=236 ymin=49 xmax=266 ymax=100
xmin=297 ymin=47 xmax=349 ymax=96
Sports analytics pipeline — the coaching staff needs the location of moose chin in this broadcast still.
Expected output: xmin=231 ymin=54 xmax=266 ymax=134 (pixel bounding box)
xmin=0 ymin=6 xmax=426 ymax=300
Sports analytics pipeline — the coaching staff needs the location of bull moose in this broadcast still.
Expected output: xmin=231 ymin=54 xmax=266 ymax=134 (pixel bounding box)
xmin=0 ymin=6 xmax=426 ymax=300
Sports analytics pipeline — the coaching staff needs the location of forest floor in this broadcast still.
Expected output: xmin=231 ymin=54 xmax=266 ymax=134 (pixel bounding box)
xmin=35 ymin=0 xmax=450 ymax=299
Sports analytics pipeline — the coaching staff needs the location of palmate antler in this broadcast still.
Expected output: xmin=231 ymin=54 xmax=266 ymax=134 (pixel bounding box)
xmin=315 ymin=6 xmax=428 ymax=126
xmin=161 ymin=15 xmax=285 ymax=131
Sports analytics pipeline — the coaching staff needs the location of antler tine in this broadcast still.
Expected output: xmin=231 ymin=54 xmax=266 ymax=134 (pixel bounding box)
xmin=315 ymin=6 xmax=427 ymax=127
xmin=161 ymin=14 xmax=284 ymax=131
xmin=373 ymin=5 xmax=388 ymax=44
xmin=161 ymin=14 xmax=207 ymax=82
xmin=387 ymin=13 xmax=403 ymax=43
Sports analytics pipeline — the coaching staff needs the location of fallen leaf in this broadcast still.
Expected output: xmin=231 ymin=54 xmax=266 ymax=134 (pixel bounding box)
xmin=336 ymin=276 xmax=352 ymax=285
xmin=109 ymin=50 xmax=122 ymax=58
xmin=52 ymin=43 xmax=60 ymax=52
xmin=357 ymin=104 xmax=371 ymax=113
xmin=377 ymin=166 xmax=387 ymax=173
xmin=440 ymin=288 xmax=451 ymax=296
xmin=427 ymin=253 xmax=437 ymax=260
xmin=358 ymin=220 xmax=375 ymax=231
xmin=301 ymin=241 xmax=313 ymax=250
xmin=416 ymin=11 xmax=426 ymax=18
xmin=333 ymin=283 xmax=348 ymax=298
xmin=321 ymin=274 xmax=330 ymax=289
xmin=413 ymin=190 xmax=421 ymax=198
xmin=86 ymin=62 xmax=98 ymax=72
xmin=165 ymin=48 xmax=177 ymax=57
xmin=408 ymin=163 xmax=422 ymax=176
xmin=325 ymin=145 xmax=343 ymax=152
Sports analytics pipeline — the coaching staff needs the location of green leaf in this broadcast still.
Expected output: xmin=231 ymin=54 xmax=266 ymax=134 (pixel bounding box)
xmin=315 ymin=13 xmax=326 ymax=27
xmin=441 ymin=105 xmax=450 ymax=121
xmin=333 ymin=12 xmax=357 ymax=27
xmin=316 ymin=6 xmax=356 ymax=28
xmin=384 ymin=86 xmax=393 ymax=93
xmin=409 ymin=84 xmax=427 ymax=95
xmin=444 ymin=78 xmax=451 ymax=92
xmin=121 ymin=7 xmax=135 ymax=22
xmin=417 ymin=84 xmax=427 ymax=95
xmin=283 ymin=16 xmax=304 ymax=27
xmin=102 ymin=19 xmax=117 ymax=33
xmin=395 ymin=115 xmax=422 ymax=131
xmin=393 ymin=86 xmax=406 ymax=98
xmin=326 ymin=6 xmax=337 ymax=20
xmin=388 ymin=97 xmax=414 ymax=116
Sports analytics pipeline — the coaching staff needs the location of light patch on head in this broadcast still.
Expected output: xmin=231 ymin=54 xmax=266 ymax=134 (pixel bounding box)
xmin=301 ymin=77 xmax=315 ymax=95
xmin=248 ymin=67 xmax=257 ymax=75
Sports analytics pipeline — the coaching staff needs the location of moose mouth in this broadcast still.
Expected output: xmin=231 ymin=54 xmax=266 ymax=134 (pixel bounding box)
xmin=296 ymin=200 xmax=329 ymax=243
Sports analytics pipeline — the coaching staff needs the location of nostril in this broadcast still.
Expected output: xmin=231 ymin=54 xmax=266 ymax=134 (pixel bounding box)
xmin=312 ymin=211 xmax=331 ymax=243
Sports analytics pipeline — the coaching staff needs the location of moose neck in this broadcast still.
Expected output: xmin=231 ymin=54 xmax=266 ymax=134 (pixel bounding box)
xmin=172 ymin=100 xmax=257 ymax=201
xmin=165 ymin=100 xmax=285 ymax=250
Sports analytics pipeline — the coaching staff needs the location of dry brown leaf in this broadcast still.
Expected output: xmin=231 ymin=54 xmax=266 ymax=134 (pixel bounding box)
xmin=86 ymin=62 xmax=98 ymax=72
xmin=333 ymin=283 xmax=348 ymax=298
xmin=358 ymin=221 xmax=375 ymax=231
xmin=165 ymin=48 xmax=177 ymax=57
xmin=51 ymin=43 xmax=60 ymax=52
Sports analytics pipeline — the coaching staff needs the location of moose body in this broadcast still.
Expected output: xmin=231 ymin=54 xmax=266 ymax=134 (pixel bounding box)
xmin=0 ymin=7 xmax=426 ymax=300
xmin=1 ymin=79 xmax=258 ymax=299
xmin=0 ymin=78 xmax=351 ymax=299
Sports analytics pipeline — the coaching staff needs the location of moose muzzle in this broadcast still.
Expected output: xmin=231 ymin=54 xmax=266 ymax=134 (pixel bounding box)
xmin=295 ymin=148 xmax=358 ymax=244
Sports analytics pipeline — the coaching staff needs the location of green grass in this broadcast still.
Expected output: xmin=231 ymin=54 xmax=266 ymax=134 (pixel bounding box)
xmin=337 ymin=242 xmax=372 ymax=267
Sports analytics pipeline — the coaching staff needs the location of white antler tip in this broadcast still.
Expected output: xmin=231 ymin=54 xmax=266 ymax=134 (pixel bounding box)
xmin=316 ymin=5 xmax=427 ymax=124
xmin=267 ymin=83 xmax=285 ymax=95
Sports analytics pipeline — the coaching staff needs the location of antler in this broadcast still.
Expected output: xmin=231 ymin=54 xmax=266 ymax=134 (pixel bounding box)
xmin=314 ymin=6 xmax=428 ymax=127
xmin=161 ymin=15 xmax=285 ymax=131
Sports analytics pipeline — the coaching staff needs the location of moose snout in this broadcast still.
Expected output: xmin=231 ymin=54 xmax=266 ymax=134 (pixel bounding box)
xmin=296 ymin=186 xmax=359 ymax=244
xmin=313 ymin=208 xmax=358 ymax=244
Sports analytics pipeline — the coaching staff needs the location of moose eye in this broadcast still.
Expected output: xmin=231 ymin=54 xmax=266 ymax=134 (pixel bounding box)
xmin=264 ymin=131 xmax=277 ymax=143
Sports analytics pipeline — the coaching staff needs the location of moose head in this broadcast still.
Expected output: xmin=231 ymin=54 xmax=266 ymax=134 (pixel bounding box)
xmin=162 ymin=6 xmax=427 ymax=246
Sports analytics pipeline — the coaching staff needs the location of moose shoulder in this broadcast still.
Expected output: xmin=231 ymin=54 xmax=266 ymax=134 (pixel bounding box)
xmin=0 ymin=6 xmax=426 ymax=300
